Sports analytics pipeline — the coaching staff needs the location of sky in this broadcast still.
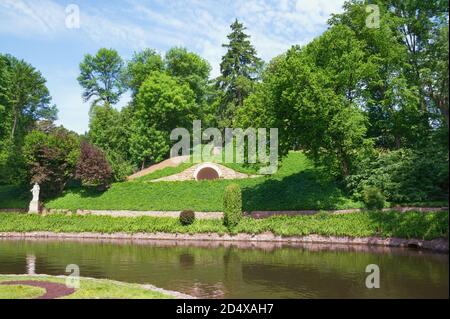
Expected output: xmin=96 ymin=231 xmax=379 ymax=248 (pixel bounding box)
xmin=0 ymin=0 xmax=345 ymax=134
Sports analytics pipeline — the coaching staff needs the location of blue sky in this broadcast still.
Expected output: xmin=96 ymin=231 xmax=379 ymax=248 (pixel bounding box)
xmin=0 ymin=0 xmax=345 ymax=134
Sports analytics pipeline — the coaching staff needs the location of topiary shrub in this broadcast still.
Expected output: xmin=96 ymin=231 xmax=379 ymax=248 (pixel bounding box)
xmin=223 ymin=183 xmax=242 ymax=227
xmin=179 ymin=210 xmax=195 ymax=226
xmin=363 ymin=187 xmax=385 ymax=211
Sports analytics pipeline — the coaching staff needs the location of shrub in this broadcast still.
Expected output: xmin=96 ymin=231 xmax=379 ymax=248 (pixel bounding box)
xmin=23 ymin=128 xmax=80 ymax=198
xmin=223 ymin=183 xmax=242 ymax=227
xmin=106 ymin=151 xmax=135 ymax=182
xmin=75 ymin=140 xmax=112 ymax=190
xmin=363 ymin=187 xmax=385 ymax=211
xmin=179 ymin=210 xmax=195 ymax=226
xmin=347 ymin=147 xmax=449 ymax=203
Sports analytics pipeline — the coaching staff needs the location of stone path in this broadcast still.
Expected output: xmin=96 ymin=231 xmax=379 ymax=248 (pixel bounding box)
xmin=47 ymin=206 xmax=448 ymax=221
xmin=127 ymin=155 xmax=190 ymax=180
xmin=1 ymin=280 xmax=75 ymax=299
xmin=248 ymin=206 xmax=449 ymax=218
xmin=76 ymin=210 xmax=223 ymax=219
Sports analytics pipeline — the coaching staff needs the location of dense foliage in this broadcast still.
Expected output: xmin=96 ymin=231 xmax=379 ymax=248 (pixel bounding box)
xmin=347 ymin=146 xmax=449 ymax=203
xmin=362 ymin=187 xmax=385 ymax=211
xmin=22 ymin=127 xmax=80 ymax=198
xmin=129 ymin=72 xmax=197 ymax=167
xmin=236 ymin=0 xmax=448 ymax=201
xmin=0 ymin=54 xmax=57 ymax=184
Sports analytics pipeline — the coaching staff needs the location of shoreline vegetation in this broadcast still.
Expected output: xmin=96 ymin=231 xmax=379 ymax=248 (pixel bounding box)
xmin=0 ymin=211 xmax=447 ymax=252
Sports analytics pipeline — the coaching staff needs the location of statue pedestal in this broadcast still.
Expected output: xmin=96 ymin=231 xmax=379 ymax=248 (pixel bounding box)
xmin=29 ymin=200 xmax=39 ymax=214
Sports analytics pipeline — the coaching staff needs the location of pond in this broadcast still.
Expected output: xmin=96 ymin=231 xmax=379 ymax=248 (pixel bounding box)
xmin=0 ymin=239 xmax=448 ymax=298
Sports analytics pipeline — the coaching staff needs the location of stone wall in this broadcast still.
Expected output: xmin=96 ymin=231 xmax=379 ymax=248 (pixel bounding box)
xmin=152 ymin=163 xmax=259 ymax=182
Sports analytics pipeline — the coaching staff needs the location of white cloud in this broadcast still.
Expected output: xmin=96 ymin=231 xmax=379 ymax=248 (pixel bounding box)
xmin=0 ymin=0 xmax=346 ymax=68
xmin=0 ymin=0 xmax=346 ymax=133
xmin=0 ymin=0 xmax=152 ymax=49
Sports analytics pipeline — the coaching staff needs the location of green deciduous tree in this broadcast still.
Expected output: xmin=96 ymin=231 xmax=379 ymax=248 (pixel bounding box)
xmin=0 ymin=54 xmax=57 ymax=142
xmin=387 ymin=0 xmax=448 ymax=121
xmin=238 ymin=25 xmax=372 ymax=178
xmin=78 ymin=48 xmax=125 ymax=108
xmin=129 ymin=72 xmax=196 ymax=168
xmin=165 ymin=47 xmax=211 ymax=102
xmin=329 ymin=1 xmax=437 ymax=149
xmin=125 ymin=49 xmax=164 ymax=95
xmin=88 ymin=104 xmax=135 ymax=181
xmin=0 ymin=54 xmax=57 ymax=185
xmin=165 ymin=47 xmax=216 ymax=126
xmin=88 ymin=105 xmax=131 ymax=160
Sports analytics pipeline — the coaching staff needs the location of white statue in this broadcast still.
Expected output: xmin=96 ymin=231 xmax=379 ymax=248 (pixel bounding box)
xmin=31 ymin=183 xmax=40 ymax=202
xmin=29 ymin=183 xmax=40 ymax=213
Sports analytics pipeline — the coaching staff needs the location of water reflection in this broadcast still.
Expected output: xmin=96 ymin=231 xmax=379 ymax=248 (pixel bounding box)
xmin=0 ymin=238 xmax=448 ymax=299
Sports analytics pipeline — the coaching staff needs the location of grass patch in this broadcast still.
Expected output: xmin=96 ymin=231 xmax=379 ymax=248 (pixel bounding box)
xmin=0 ymin=284 xmax=45 ymax=299
xmin=0 ymin=211 xmax=447 ymax=240
xmin=0 ymin=275 xmax=174 ymax=299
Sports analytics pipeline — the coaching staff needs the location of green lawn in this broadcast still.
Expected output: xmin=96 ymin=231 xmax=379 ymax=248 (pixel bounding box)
xmin=47 ymin=152 xmax=361 ymax=211
xmin=0 ymin=211 xmax=447 ymax=240
xmin=0 ymin=275 xmax=174 ymax=299
xmin=0 ymin=284 xmax=45 ymax=299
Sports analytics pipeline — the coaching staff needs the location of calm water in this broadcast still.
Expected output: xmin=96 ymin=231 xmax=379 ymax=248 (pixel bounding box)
xmin=0 ymin=239 xmax=448 ymax=298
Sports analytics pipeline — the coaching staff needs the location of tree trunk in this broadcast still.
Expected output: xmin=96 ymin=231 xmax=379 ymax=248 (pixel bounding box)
xmin=394 ymin=134 xmax=401 ymax=149
xmin=10 ymin=108 xmax=17 ymax=140
xmin=341 ymin=158 xmax=350 ymax=178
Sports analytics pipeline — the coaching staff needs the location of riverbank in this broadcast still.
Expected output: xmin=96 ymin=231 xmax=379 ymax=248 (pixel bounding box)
xmin=1 ymin=231 xmax=448 ymax=252
xmin=0 ymin=274 xmax=193 ymax=299
xmin=0 ymin=211 xmax=448 ymax=252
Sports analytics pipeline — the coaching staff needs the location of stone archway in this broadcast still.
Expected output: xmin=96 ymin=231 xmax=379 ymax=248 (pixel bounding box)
xmin=193 ymin=163 xmax=222 ymax=181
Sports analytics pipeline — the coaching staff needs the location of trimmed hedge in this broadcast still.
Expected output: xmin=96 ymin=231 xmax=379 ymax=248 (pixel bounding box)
xmin=179 ymin=210 xmax=195 ymax=225
xmin=363 ymin=187 xmax=385 ymax=211
xmin=223 ymin=184 xmax=242 ymax=227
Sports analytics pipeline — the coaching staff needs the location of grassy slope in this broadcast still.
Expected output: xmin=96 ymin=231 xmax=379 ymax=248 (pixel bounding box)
xmin=2 ymin=152 xmax=446 ymax=212
xmin=44 ymin=152 xmax=360 ymax=211
xmin=0 ymin=275 xmax=173 ymax=299
xmin=0 ymin=211 xmax=447 ymax=240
